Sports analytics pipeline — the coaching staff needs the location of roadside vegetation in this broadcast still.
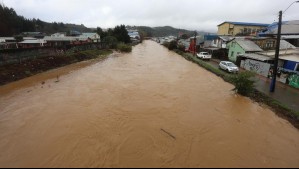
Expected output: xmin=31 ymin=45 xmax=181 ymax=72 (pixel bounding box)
xmin=162 ymin=40 xmax=299 ymax=129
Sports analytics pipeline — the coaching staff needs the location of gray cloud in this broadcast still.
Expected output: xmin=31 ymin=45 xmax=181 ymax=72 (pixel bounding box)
xmin=2 ymin=0 xmax=299 ymax=32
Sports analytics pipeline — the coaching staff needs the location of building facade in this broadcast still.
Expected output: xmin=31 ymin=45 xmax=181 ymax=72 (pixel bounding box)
xmin=218 ymin=22 xmax=269 ymax=36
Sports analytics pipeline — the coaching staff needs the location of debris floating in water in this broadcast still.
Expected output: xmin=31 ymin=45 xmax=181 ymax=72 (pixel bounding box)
xmin=161 ymin=129 xmax=176 ymax=140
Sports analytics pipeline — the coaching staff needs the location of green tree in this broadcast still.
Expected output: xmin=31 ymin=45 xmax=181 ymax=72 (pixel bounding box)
xmin=14 ymin=35 xmax=23 ymax=42
xmin=230 ymin=71 xmax=256 ymax=96
xmin=113 ymin=25 xmax=131 ymax=44
xmin=102 ymin=36 xmax=118 ymax=49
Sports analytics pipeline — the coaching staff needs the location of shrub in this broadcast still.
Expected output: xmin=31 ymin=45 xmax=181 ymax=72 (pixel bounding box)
xmin=230 ymin=71 xmax=255 ymax=96
xmin=162 ymin=42 xmax=170 ymax=48
xmin=117 ymin=43 xmax=132 ymax=53
xmin=168 ymin=40 xmax=178 ymax=50
xmin=178 ymin=44 xmax=186 ymax=52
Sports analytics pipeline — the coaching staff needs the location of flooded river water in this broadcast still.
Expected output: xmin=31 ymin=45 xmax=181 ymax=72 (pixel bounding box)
xmin=0 ymin=41 xmax=299 ymax=168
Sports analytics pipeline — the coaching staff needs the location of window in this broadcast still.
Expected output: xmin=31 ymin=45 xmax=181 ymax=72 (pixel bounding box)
xmin=265 ymin=41 xmax=275 ymax=48
xmin=231 ymin=51 xmax=234 ymax=57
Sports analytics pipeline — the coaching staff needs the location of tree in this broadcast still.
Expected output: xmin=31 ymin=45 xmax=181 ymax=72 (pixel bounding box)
xmin=14 ymin=35 xmax=23 ymax=42
xmin=113 ymin=25 xmax=131 ymax=44
xmin=181 ymin=34 xmax=189 ymax=39
xmin=102 ymin=36 xmax=118 ymax=48
xmin=230 ymin=71 xmax=256 ymax=96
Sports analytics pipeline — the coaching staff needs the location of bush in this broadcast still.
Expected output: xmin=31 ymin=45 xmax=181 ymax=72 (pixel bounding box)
xmin=102 ymin=36 xmax=118 ymax=49
xmin=178 ymin=44 xmax=186 ymax=52
xmin=230 ymin=71 xmax=255 ymax=96
xmin=162 ymin=42 xmax=170 ymax=48
xmin=117 ymin=43 xmax=132 ymax=53
xmin=168 ymin=40 xmax=178 ymax=50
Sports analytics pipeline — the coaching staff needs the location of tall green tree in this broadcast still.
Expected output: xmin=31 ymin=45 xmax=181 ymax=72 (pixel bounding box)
xmin=113 ymin=25 xmax=131 ymax=44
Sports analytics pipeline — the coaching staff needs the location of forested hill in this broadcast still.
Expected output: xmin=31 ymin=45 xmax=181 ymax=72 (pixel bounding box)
xmin=0 ymin=4 xmax=92 ymax=36
xmin=131 ymin=26 xmax=208 ymax=37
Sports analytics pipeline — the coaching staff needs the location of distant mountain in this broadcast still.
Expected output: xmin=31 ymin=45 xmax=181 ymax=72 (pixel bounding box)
xmin=127 ymin=26 xmax=210 ymax=37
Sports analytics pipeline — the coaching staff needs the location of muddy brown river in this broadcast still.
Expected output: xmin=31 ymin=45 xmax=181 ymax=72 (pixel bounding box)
xmin=0 ymin=41 xmax=299 ymax=168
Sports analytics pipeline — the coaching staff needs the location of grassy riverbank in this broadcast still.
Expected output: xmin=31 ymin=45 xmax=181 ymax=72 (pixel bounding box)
xmin=0 ymin=49 xmax=113 ymax=86
xmin=174 ymin=50 xmax=299 ymax=129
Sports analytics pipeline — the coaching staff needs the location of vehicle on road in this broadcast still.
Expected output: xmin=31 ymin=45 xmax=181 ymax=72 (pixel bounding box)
xmin=219 ymin=61 xmax=239 ymax=73
xmin=197 ymin=52 xmax=212 ymax=60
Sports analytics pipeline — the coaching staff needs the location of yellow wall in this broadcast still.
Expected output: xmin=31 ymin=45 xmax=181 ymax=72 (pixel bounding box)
xmin=217 ymin=23 xmax=231 ymax=35
xmin=218 ymin=23 xmax=267 ymax=36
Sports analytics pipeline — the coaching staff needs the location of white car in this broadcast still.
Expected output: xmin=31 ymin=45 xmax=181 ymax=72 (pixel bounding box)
xmin=219 ymin=61 xmax=239 ymax=73
xmin=197 ymin=52 xmax=212 ymax=60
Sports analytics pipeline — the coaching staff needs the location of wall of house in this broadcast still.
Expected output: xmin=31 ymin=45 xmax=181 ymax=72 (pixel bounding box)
xmin=227 ymin=42 xmax=245 ymax=62
xmin=218 ymin=23 xmax=231 ymax=35
xmin=233 ymin=25 xmax=266 ymax=36
xmin=284 ymin=60 xmax=299 ymax=71
xmin=252 ymin=39 xmax=276 ymax=50
xmin=218 ymin=23 xmax=267 ymax=36
xmin=241 ymin=59 xmax=271 ymax=77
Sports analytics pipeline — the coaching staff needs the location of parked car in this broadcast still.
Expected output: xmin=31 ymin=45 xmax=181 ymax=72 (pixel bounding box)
xmin=197 ymin=52 xmax=212 ymax=60
xmin=219 ymin=61 xmax=239 ymax=73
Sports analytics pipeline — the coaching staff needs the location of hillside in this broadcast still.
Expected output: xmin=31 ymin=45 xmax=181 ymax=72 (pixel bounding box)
xmin=129 ymin=26 xmax=208 ymax=37
xmin=0 ymin=4 xmax=92 ymax=36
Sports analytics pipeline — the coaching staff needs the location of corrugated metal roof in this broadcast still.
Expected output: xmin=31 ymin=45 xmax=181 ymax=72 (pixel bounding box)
xmin=218 ymin=21 xmax=269 ymax=27
xmin=258 ymin=48 xmax=299 ymax=57
xmin=260 ymin=20 xmax=299 ymax=34
xmin=279 ymin=55 xmax=299 ymax=62
xmin=235 ymin=39 xmax=263 ymax=52
xmin=280 ymin=40 xmax=296 ymax=49
xmin=44 ymin=36 xmax=89 ymax=41
xmin=219 ymin=36 xmax=234 ymax=42
xmin=242 ymin=53 xmax=274 ymax=61
xmin=19 ymin=40 xmax=46 ymax=44
xmin=282 ymin=35 xmax=299 ymax=39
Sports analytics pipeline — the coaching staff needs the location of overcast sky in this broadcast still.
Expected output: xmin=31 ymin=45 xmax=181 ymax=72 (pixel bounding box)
xmin=2 ymin=0 xmax=299 ymax=32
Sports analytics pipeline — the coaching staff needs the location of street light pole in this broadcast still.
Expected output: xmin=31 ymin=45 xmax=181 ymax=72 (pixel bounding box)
xmin=194 ymin=31 xmax=197 ymax=56
xmin=270 ymin=1 xmax=298 ymax=92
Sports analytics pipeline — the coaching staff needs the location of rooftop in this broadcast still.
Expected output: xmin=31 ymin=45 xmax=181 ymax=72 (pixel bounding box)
xmin=234 ymin=39 xmax=263 ymax=52
xmin=218 ymin=21 xmax=270 ymax=27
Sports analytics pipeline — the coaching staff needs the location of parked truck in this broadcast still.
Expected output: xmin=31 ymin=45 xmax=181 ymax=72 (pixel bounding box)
xmin=197 ymin=52 xmax=212 ymax=60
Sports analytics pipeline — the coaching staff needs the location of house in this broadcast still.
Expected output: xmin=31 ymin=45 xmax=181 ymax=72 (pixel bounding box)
xmin=259 ymin=20 xmax=299 ymax=47
xmin=203 ymin=34 xmax=218 ymax=48
xmin=188 ymin=35 xmax=204 ymax=53
xmin=227 ymin=38 xmax=263 ymax=62
xmin=18 ymin=39 xmax=47 ymax=48
xmin=239 ymin=53 xmax=274 ymax=77
xmin=43 ymin=36 xmax=91 ymax=48
xmin=80 ymin=33 xmax=101 ymax=43
xmin=282 ymin=35 xmax=299 ymax=47
xmin=51 ymin=33 xmax=67 ymax=38
xmin=211 ymin=36 xmax=234 ymax=49
xmin=259 ymin=20 xmax=299 ymax=35
xmin=218 ymin=21 xmax=269 ymax=36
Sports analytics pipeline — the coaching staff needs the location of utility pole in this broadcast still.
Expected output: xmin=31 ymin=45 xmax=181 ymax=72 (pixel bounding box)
xmin=193 ymin=31 xmax=197 ymax=56
xmin=270 ymin=11 xmax=282 ymax=93
xmin=270 ymin=1 xmax=298 ymax=92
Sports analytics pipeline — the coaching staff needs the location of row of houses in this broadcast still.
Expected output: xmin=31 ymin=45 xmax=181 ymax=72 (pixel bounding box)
xmin=177 ymin=21 xmax=299 ymax=88
xmin=0 ymin=32 xmax=101 ymax=50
